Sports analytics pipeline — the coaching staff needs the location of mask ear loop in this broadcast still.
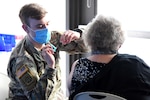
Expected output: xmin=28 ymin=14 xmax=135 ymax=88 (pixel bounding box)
xmin=27 ymin=25 xmax=35 ymax=32
xmin=45 ymin=42 xmax=57 ymax=52
xmin=50 ymin=43 xmax=57 ymax=52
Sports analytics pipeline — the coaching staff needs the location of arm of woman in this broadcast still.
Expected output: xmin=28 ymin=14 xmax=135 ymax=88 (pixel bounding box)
xmin=67 ymin=60 xmax=78 ymax=95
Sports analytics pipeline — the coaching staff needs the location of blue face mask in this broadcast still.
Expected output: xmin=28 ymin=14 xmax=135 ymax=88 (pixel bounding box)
xmin=33 ymin=28 xmax=51 ymax=44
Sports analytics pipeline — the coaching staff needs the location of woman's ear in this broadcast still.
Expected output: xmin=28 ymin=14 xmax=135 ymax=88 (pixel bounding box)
xmin=116 ymin=45 xmax=122 ymax=51
xmin=22 ymin=24 xmax=29 ymax=33
xmin=119 ymin=45 xmax=122 ymax=49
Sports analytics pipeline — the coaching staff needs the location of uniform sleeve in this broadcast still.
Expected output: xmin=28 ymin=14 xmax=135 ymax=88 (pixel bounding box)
xmin=50 ymin=30 xmax=88 ymax=54
xmin=11 ymin=56 xmax=56 ymax=100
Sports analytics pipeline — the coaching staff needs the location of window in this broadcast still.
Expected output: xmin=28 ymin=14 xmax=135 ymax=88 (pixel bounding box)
xmin=97 ymin=0 xmax=150 ymax=66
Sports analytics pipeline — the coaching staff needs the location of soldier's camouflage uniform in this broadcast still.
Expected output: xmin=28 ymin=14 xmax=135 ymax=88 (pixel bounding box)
xmin=7 ymin=31 xmax=88 ymax=100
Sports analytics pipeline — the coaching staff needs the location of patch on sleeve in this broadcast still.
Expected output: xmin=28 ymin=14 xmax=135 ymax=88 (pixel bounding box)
xmin=16 ymin=64 xmax=37 ymax=91
xmin=16 ymin=65 xmax=28 ymax=78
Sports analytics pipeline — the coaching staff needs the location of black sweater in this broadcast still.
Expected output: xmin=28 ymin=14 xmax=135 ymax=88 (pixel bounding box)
xmin=69 ymin=54 xmax=150 ymax=100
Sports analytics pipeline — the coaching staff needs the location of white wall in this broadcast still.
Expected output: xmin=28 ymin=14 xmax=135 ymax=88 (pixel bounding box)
xmin=0 ymin=0 xmax=66 ymax=35
xmin=97 ymin=0 xmax=150 ymax=31
xmin=97 ymin=0 xmax=150 ymax=66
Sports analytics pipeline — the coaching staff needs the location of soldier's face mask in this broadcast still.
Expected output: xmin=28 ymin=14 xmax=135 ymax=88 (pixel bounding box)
xmin=28 ymin=26 xmax=51 ymax=44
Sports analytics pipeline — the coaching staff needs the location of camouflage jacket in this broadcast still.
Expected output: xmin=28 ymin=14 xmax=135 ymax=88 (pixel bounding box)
xmin=7 ymin=31 xmax=88 ymax=100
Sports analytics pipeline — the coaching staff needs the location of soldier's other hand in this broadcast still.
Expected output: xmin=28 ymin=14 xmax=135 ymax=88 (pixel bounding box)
xmin=60 ymin=30 xmax=80 ymax=45
xmin=41 ymin=44 xmax=55 ymax=68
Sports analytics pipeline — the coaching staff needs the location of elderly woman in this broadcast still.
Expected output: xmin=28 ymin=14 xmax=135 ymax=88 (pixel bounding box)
xmin=67 ymin=15 xmax=150 ymax=100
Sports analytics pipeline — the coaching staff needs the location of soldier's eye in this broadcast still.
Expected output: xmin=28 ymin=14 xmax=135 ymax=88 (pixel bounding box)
xmin=38 ymin=25 xmax=44 ymax=28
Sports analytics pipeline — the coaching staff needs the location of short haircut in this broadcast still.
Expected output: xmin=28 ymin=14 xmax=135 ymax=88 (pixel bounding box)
xmin=83 ymin=15 xmax=126 ymax=53
xmin=19 ymin=3 xmax=48 ymax=26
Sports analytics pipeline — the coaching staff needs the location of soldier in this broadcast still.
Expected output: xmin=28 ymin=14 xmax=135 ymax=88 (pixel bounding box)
xmin=7 ymin=3 xmax=88 ymax=100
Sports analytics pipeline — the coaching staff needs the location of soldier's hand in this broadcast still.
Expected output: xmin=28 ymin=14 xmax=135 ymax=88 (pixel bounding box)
xmin=41 ymin=44 xmax=55 ymax=68
xmin=60 ymin=30 xmax=80 ymax=45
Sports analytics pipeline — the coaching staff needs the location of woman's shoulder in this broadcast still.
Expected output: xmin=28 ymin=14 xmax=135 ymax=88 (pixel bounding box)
xmin=112 ymin=54 xmax=149 ymax=68
xmin=116 ymin=54 xmax=145 ymax=62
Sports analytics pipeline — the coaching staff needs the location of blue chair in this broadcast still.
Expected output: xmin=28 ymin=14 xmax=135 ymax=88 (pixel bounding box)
xmin=0 ymin=34 xmax=16 ymax=52
xmin=0 ymin=36 xmax=5 ymax=51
